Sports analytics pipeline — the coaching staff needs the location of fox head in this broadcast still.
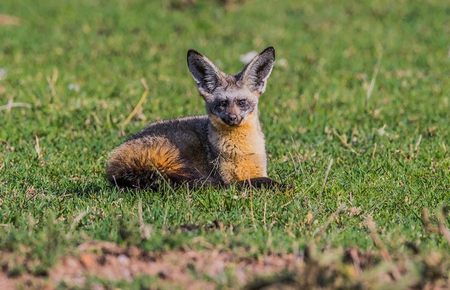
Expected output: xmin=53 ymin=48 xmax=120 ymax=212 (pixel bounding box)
xmin=187 ymin=47 xmax=275 ymax=127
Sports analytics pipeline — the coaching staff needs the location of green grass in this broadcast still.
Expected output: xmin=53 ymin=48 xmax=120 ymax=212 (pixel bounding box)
xmin=0 ymin=0 xmax=449 ymax=283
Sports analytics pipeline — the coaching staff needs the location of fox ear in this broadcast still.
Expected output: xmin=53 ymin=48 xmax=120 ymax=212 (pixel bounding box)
xmin=239 ymin=47 xmax=275 ymax=95
xmin=187 ymin=49 xmax=224 ymax=96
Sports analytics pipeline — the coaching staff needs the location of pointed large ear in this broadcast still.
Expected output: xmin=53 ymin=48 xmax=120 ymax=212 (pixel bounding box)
xmin=239 ymin=47 xmax=275 ymax=95
xmin=187 ymin=49 xmax=224 ymax=95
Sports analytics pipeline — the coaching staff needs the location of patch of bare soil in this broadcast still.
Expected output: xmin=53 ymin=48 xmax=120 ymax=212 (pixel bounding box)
xmin=0 ymin=275 xmax=15 ymax=290
xmin=0 ymin=15 xmax=21 ymax=26
xmin=1 ymin=241 xmax=449 ymax=289
xmin=1 ymin=241 xmax=301 ymax=289
xmin=53 ymin=242 xmax=304 ymax=289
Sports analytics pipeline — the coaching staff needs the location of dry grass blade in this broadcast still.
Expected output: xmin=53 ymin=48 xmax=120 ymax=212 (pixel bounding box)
xmin=34 ymin=136 xmax=45 ymax=165
xmin=365 ymin=215 xmax=390 ymax=262
xmin=365 ymin=48 xmax=383 ymax=107
xmin=138 ymin=199 xmax=152 ymax=240
xmin=426 ymin=207 xmax=450 ymax=245
xmin=371 ymin=143 xmax=378 ymax=159
xmin=120 ymin=78 xmax=149 ymax=132
xmin=414 ymin=135 xmax=422 ymax=152
xmin=437 ymin=214 xmax=450 ymax=245
xmin=413 ymin=134 xmax=422 ymax=158
xmin=71 ymin=211 xmax=88 ymax=230
xmin=365 ymin=215 xmax=401 ymax=280
xmin=321 ymin=158 xmax=334 ymax=194
xmin=66 ymin=211 xmax=88 ymax=239
xmin=313 ymin=203 xmax=346 ymax=240
xmin=0 ymin=98 xmax=31 ymax=112
xmin=348 ymin=247 xmax=362 ymax=275
xmin=422 ymin=208 xmax=439 ymax=233
xmin=47 ymin=68 xmax=59 ymax=101
xmin=250 ymin=190 xmax=257 ymax=231
xmin=332 ymin=129 xmax=359 ymax=154
xmin=263 ymin=200 xmax=267 ymax=230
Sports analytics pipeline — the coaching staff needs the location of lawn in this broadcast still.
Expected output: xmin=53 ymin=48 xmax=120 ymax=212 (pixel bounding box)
xmin=0 ymin=0 xmax=449 ymax=289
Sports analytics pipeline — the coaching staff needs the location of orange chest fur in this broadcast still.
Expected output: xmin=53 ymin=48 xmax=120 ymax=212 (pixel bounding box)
xmin=211 ymin=128 xmax=267 ymax=183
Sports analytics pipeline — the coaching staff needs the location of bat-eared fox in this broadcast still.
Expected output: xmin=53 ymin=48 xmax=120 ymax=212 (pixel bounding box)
xmin=106 ymin=47 xmax=284 ymax=190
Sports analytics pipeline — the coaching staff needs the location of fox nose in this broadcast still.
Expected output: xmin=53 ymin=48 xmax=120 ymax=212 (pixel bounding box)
xmin=223 ymin=114 xmax=241 ymax=126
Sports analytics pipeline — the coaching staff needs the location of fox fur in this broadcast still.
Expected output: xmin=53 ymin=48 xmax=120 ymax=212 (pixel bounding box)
xmin=106 ymin=47 xmax=282 ymax=190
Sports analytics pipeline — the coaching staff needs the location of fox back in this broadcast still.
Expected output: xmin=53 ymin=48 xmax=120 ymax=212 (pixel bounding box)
xmin=106 ymin=47 xmax=279 ymax=190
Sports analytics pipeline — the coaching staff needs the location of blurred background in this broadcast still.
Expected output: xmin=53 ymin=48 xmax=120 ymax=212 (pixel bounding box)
xmin=1 ymin=0 xmax=447 ymax=121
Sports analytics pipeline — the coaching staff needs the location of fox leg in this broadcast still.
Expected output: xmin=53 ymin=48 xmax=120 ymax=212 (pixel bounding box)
xmin=236 ymin=177 xmax=287 ymax=190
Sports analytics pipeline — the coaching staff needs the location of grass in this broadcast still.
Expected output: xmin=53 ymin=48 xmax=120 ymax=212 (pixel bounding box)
xmin=0 ymin=0 xmax=449 ymax=288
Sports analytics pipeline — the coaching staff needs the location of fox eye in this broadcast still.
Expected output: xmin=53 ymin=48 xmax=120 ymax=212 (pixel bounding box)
xmin=237 ymin=99 xmax=248 ymax=107
xmin=216 ymin=100 xmax=228 ymax=111
xmin=219 ymin=100 xmax=228 ymax=107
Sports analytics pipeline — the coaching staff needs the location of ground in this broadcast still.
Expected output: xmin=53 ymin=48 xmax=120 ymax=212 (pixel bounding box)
xmin=0 ymin=0 xmax=449 ymax=289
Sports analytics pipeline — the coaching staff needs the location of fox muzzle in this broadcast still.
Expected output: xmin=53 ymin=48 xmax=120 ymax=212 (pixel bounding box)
xmin=222 ymin=114 xmax=242 ymax=126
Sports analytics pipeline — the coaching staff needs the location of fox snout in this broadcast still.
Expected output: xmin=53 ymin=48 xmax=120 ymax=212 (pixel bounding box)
xmin=222 ymin=113 xmax=242 ymax=126
xmin=215 ymin=99 xmax=253 ymax=127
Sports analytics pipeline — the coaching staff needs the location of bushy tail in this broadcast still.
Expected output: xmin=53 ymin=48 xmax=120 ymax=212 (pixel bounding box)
xmin=106 ymin=137 xmax=197 ymax=189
